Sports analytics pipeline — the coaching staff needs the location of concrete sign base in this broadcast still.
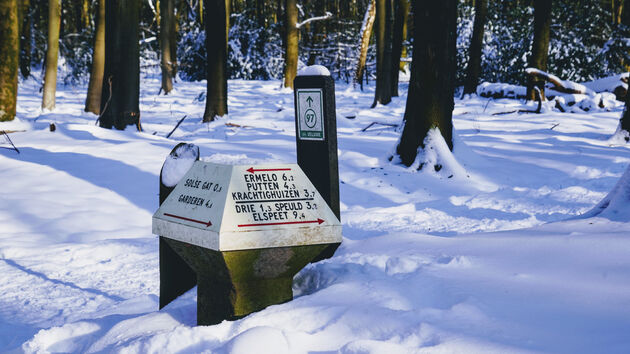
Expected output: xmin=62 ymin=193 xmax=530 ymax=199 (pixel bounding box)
xmin=165 ymin=238 xmax=327 ymax=325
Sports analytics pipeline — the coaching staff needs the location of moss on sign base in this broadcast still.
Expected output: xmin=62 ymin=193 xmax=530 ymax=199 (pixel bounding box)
xmin=164 ymin=238 xmax=328 ymax=325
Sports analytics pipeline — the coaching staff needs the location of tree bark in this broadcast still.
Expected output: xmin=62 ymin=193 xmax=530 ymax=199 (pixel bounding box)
xmin=100 ymin=0 xmax=141 ymax=130
xmin=372 ymin=0 xmax=393 ymax=107
xmin=19 ymin=0 xmax=31 ymax=79
xmin=354 ymin=0 xmax=376 ymax=89
xmin=395 ymin=0 xmax=456 ymax=167
xmin=622 ymin=0 xmax=630 ymax=26
xmin=82 ymin=0 xmax=90 ymax=28
xmin=0 ymin=0 xmax=19 ymax=121
xmin=160 ymin=0 xmax=176 ymax=94
xmin=85 ymin=0 xmax=105 ymax=114
xmin=620 ymin=77 xmax=630 ymax=141
xmin=526 ymin=0 xmax=552 ymax=101
xmin=203 ymin=0 xmax=228 ymax=121
xmin=42 ymin=0 xmax=61 ymax=111
xmin=613 ymin=0 xmax=624 ymax=25
xmin=283 ymin=0 xmax=298 ymax=89
xmin=390 ymin=0 xmax=409 ymax=97
xmin=462 ymin=0 xmax=487 ymax=96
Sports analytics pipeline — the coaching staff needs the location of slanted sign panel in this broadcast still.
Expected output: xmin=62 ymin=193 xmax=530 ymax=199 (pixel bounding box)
xmin=296 ymin=89 xmax=325 ymax=141
xmin=153 ymin=161 xmax=341 ymax=251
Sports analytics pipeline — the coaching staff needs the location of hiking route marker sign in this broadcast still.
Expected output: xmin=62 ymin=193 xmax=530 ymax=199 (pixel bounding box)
xmin=153 ymin=161 xmax=342 ymax=251
xmin=296 ymin=88 xmax=324 ymax=140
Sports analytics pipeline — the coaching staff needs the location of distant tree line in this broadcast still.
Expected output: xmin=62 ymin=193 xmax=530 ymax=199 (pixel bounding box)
xmin=1 ymin=0 xmax=630 ymax=163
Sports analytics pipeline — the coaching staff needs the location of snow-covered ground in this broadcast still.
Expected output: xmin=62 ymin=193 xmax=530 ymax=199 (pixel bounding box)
xmin=1 ymin=75 xmax=630 ymax=353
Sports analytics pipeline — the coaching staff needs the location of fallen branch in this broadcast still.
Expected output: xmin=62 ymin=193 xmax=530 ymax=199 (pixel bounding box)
xmin=0 ymin=130 xmax=20 ymax=153
xmin=361 ymin=122 xmax=398 ymax=132
xmin=225 ymin=122 xmax=252 ymax=128
xmin=165 ymin=115 xmax=187 ymax=139
xmin=296 ymin=12 xmax=333 ymax=28
xmin=526 ymin=68 xmax=595 ymax=96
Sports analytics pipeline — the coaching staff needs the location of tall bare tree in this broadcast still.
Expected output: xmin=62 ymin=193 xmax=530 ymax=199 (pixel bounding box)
xmin=390 ymin=0 xmax=409 ymax=97
xmin=19 ymin=0 xmax=31 ymax=79
xmin=396 ymin=0 xmax=456 ymax=166
xmin=462 ymin=0 xmax=487 ymax=96
xmin=203 ymin=0 xmax=228 ymax=121
xmin=100 ymin=0 xmax=141 ymax=130
xmin=618 ymin=79 xmax=630 ymax=142
xmin=42 ymin=0 xmax=61 ymax=111
xmin=354 ymin=0 xmax=376 ymax=89
xmin=372 ymin=0 xmax=394 ymax=107
xmin=0 ymin=0 xmax=19 ymax=121
xmin=283 ymin=0 xmax=298 ymax=88
xmin=526 ymin=0 xmax=552 ymax=101
xmin=85 ymin=0 xmax=105 ymax=114
xmin=613 ymin=0 xmax=624 ymax=25
xmin=160 ymin=0 xmax=176 ymax=94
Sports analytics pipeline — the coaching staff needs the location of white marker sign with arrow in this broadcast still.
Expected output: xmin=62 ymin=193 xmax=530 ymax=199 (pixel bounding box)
xmin=152 ymin=161 xmax=342 ymax=251
xmin=296 ymin=88 xmax=324 ymax=141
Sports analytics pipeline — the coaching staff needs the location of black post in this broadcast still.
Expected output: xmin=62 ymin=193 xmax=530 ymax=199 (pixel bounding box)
xmin=293 ymin=74 xmax=340 ymax=261
xmin=159 ymin=143 xmax=198 ymax=309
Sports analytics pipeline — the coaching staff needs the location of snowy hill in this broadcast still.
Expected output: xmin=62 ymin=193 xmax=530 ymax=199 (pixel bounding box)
xmin=1 ymin=77 xmax=630 ymax=353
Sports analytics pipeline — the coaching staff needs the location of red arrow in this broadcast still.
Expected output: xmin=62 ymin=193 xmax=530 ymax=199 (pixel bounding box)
xmin=238 ymin=218 xmax=324 ymax=228
xmin=246 ymin=167 xmax=292 ymax=174
xmin=164 ymin=213 xmax=212 ymax=227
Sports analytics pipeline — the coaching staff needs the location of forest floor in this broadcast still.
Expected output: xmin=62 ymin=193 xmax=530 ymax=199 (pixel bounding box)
xmin=1 ymin=75 xmax=630 ymax=353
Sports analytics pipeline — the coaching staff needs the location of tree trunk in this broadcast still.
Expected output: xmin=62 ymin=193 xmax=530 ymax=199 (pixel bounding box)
xmin=613 ymin=0 xmax=624 ymax=25
xmin=462 ymin=0 xmax=487 ymax=96
xmin=354 ymin=0 xmax=376 ymax=89
xmin=622 ymin=0 xmax=630 ymax=26
xmin=372 ymin=0 xmax=393 ymax=107
xmin=0 ymin=0 xmax=19 ymax=121
xmin=160 ymin=0 xmax=176 ymax=94
xmin=283 ymin=0 xmax=298 ymax=89
xmin=400 ymin=0 xmax=409 ymax=72
xmin=395 ymin=1 xmax=456 ymax=167
xmin=85 ymin=0 xmax=105 ymax=114
xmin=100 ymin=0 xmax=141 ymax=130
xmin=619 ymin=79 xmax=630 ymax=141
xmin=256 ymin=0 xmax=265 ymax=27
xmin=199 ymin=0 xmax=203 ymax=24
xmin=82 ymin=0 xmax=90 ymax=28
xmin=19 ymin=0 xmax=31 ymax=79
xmin=390 ymin=0 xmax=409 ymax=97
xmin=42 ymin=0 xmax=61 ymax=111
xmin=203 ymin=0 xmax=228 ymax=121
xmin=526 ymin=0 xmax=552 ymax=101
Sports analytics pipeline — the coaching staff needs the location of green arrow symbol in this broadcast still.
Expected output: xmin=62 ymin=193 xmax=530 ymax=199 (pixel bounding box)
xmin=306 ymin=96 xmax=313 ymax=107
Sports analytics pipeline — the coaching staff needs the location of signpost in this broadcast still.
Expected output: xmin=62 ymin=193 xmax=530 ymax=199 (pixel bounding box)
xmin=294 ymin=67 xmax=340 ymax=260
xmin=154 ymin=65 xmax=343 ymax=325
xmin=153 ymin=160 xmax=342 ymax=325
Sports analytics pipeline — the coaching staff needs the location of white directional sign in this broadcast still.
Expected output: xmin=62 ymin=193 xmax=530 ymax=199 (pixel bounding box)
xmin=152 ymin=161 xmax=342 ymax=251
xmin=296 ymin=88 xmax=324 ymax=141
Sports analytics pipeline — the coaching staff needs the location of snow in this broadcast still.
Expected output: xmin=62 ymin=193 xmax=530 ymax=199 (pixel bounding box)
xmin=297 ymin=65 xmax=331 ymax=77
xmin=160 ymin=143 xmax=199 ymax=187
xmin=1 ymin=74 xmax=630 ymax=353
xmin=583 ymin=73 xmax=629 ymax=94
